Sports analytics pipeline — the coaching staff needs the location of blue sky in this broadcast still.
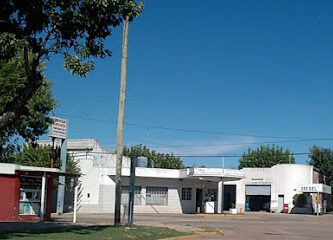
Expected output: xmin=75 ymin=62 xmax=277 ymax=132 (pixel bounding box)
xmin=44 ymin=0 xmax=333 ymax=168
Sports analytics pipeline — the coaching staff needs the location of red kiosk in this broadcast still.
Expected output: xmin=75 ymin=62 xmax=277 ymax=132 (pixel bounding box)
xmin=0 ymin=163 xmax=77 ymax=222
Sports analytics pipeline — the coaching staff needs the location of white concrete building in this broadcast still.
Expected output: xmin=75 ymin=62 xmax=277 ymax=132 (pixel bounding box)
xmin=38 ymin=139 xmax=244 ymax=214
xmin=224 ymin=164 xmax=332 ymax=214
xmin=38 ymin=139 xmax=331 ymax=214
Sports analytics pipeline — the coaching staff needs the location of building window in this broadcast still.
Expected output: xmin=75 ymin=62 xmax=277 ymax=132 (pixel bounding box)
xmin=146 ymin=187 xmax=168 ymax=205
xmin=121 ymin=186 xmax=142 ymax=205
xmin=19 ymin=176 xmax=42 ymax=215
xmin=182 ymin=188 xmax=192 ymax=200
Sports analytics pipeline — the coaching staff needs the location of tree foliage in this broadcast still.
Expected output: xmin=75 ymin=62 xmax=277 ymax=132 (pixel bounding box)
xmin=14 ymin=143 xmax=81 ymax=174
xmin=309 ymin=145 xmax=333 ymax=187
xmin=238 ymin=145 xmax=295 ymax=169
xmin=293 ymin=194 xmax=307 ymax=207
xmin=0 ymin=0 xmax=143 ymax=135
xmin=123 ymin=144 xmax=185 ymax=169
xmin=0 ymin=53 xmax=56 ymax=158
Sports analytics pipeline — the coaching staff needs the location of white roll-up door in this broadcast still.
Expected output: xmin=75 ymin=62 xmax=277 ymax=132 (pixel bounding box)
xmin=246 ymin=185 xmax=271 ymax=196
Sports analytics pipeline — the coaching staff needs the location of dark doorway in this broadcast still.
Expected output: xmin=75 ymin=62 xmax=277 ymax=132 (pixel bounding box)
xmin=245 ymin=185 xmax=271 ymax=212
xmin=224 ymin=185 xmax=236 ymax=210
xmin=196 ymin=189 xmax=203 ymax=213
xmin=246 ymin=195 xmax=271 ymax=211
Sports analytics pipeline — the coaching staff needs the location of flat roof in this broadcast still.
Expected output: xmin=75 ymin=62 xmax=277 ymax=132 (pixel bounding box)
xmin=0 ymin=163 xmax=80 ymax=177
xmin=106 ymin=167 xmax=244 ymax=181
xmin=0 ymin=163 xmax=60 ymax=175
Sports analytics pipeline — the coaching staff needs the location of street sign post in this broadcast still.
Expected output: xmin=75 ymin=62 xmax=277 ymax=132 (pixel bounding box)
xmin=128 ymin=156 xmax=136 ymax=226
xmin=316 ymin=193 xmax=320 ymax=216
xmin=49 ymin=117 xmax=68 ymax=139
xmin=49 ymin=116 xmax=68 ymax=215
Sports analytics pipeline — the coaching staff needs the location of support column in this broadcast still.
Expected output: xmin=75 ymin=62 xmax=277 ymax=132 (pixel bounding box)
xmin=73 ymin=179 xmax=78 ymax=223
xmin=217 ymin=179 xmax=224 ymax=213
xmin=57 ymin=139 xmax=67 ymax=214
xmin=40 ymin=172 xmax=47 ymax=222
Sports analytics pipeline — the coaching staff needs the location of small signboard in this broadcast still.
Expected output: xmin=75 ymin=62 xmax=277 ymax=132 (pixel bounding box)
xmin=49 ymin=117 xmax=68 ymax=139
xmin=297 ymin=184 xmax=331 ymax=194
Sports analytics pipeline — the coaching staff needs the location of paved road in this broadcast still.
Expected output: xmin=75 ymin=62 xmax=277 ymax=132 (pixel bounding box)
xmin=1 ymin=212 xmax=333 ymax=239
xmin=54 ymin=212 xmax=333 ymax=240
xmin=135 ymin=212 xmax=333 ymax=240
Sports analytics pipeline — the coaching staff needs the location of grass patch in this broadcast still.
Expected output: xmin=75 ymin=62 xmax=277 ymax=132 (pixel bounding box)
xmin=327 ymin=211 xmax=333 ymax=215
xmin=0 ymin=225 xmax=189 ymax=240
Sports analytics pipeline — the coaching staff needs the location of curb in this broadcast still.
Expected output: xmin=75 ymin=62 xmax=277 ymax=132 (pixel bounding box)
xmin=160 ymin=230 xmax=224 ymax=240
xmin=195 ymin=213 xmax=244 ymax=217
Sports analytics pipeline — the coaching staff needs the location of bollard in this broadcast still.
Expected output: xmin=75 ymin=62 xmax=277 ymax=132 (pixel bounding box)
xmin=283 ymin=204 xmax=288 ymax=213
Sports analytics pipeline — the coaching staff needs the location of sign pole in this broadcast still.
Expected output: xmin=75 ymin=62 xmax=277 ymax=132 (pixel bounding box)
xmin=128 ymin=156 xmax=136 ymax=226
xmin=317 ymin=192 xmax=319 ymax=216
xmin=51 ymin=137 xmax=55 ymax=168
xmin=48 ymin=116 xmax=68 ymax=215
xmin=56 ymin=139 xmax=67 ymax=215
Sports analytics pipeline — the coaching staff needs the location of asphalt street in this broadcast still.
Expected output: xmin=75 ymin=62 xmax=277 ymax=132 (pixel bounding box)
xmin=1 ymin=212 xmax=333 ymax=239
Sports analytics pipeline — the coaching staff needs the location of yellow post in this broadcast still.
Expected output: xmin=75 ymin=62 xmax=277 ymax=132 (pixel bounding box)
xmin=197 ymin=207 xmax=200 ymax=214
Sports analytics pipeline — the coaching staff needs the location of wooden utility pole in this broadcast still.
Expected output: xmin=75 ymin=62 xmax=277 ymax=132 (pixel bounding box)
xmin=114 ymin=16 xmax=129 ymax=226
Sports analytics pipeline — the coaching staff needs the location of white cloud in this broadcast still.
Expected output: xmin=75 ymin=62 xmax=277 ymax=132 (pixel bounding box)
xmin=154 ymin=136 xmax=259 ymax=155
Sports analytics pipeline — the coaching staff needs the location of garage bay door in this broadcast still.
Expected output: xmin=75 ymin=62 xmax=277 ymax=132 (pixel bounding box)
xmin=246 ymin=185 xmax=271 ymax=196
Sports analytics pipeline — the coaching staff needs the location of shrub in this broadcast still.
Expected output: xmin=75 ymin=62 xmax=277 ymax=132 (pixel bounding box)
xmin=293 ymin=194 xmax=307 ymax=207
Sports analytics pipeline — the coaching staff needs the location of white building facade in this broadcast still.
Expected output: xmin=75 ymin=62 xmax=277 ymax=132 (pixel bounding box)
xmin=38 ymin=139 xmax=244 ymax=214
xmin=38 ymin=139 xmax=331 ymax=214
xmin=224 ymin=164 xmax=332 ymax=213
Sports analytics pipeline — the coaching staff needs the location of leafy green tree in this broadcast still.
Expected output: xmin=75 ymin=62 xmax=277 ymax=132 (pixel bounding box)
xmin=0 ymin=53 xmax=56 ymax=158
xmin=123 ymin=144 xmax=185 ymax=169
xmin=239 ymin=145 xmax=295 ymax=169
xmin=14 ymin=143 xmax=81 ymax=174
xmin=309 ymin=145 xmax=333 ymax=187
xmin=0 ymin=0 xmax=143 ymax=134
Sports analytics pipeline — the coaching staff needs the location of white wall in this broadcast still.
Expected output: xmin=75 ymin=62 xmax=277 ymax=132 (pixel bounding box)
xmin=78 ymin=176 xmax=219 ymax=214
xmin=65 ymin=139 xmax=130 ymax=213
xmin=224 ymin=164 xmax=313 ymax=213
xmin=44 ymin=139 xmax=240 ymax=214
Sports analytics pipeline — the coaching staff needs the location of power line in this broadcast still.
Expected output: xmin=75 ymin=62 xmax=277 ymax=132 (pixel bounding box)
xmin=100 ymin=138 xmax=333 ymax=149
xmin=70 ymin=151 xmax=310 ymax=158
xmin=56 ymin=112 xmax=331 ymax=141
xmin=173 ymin=152 xmax=310 ymax=157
